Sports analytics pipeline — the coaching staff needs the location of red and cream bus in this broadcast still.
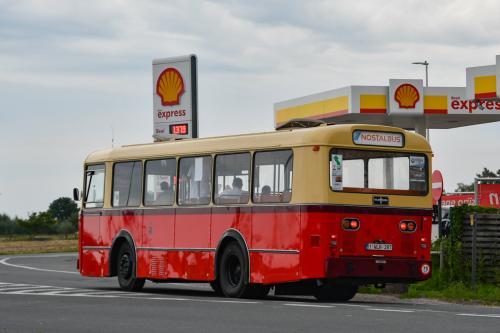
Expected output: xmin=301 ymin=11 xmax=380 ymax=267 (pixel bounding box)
xmin=76 ymin=123 xmax=433 ymax=301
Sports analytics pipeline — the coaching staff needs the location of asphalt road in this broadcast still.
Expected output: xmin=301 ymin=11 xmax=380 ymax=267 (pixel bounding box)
xmin=0 ymin=253 xmax=499 ymax=333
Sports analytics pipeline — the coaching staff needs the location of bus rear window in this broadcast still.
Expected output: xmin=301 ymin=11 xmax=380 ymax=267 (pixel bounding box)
xmin=330 ymin=149 xmax=427 ymax=195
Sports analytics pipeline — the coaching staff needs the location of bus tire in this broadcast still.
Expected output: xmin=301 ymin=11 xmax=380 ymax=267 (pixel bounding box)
xmin=314 ymin=284 xmax=358 ymax=302
xmin=117 ymin=242 xmax=145 ymax=291
xmin=210 ymin=281 xmax=223 ymax=295
xmin=219 ymin=242 xmax=248 ymax=298
xmin=243 ymin=284 xmax=271 ymax=299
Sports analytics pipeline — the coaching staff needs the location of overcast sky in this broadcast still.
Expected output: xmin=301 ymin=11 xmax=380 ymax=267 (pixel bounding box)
xmin=1 ymin=0 xmax=500 ymax=217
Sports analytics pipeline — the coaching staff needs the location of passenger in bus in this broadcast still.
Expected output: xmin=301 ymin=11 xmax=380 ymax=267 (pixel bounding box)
xmin=156 ymin=181 xmax=173 ymax=205
xmin=218 ymin=177 xmax=246 ymax=203
xmin=222 ymin=177 xmax=243 ymax=196
xmin=261 ymin=185 xmax=271 ymax=195
xmin=258 ymin=185 xmax=273 ymax=202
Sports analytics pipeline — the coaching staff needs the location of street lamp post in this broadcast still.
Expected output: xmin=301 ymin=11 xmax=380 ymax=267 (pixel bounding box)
xmin=412 ymin=61 xmax=430 ymax=139
xmin=412 ymin=61 xmax=429 ymax=87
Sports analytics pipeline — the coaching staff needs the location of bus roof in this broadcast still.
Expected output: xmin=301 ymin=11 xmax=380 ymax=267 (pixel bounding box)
xmin=85 ymin=124 xmax=432 ymax=163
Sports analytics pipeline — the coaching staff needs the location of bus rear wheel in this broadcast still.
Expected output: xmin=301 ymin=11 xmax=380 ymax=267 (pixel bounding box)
xmin=117 ymin=242 xmax=145 ymax=291
xmin=314 ymin=284 xmax=358 ymax=302
xmin=243 ymin=284 xmax=271 ymax=299
xmin=219 ymin=242 xmax=249 ymax=298
xmin=210 ymin=281 xmax=223 ymax=295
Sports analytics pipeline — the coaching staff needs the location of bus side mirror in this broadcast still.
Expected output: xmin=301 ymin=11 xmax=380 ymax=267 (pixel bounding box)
xmin=73 ymin=188 xmax=80 ymax=201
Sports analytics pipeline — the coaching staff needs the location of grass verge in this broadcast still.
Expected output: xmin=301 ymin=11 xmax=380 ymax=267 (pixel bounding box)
xmin=0 ymin=235 xmax=77 ymax=255
xmin=402 ymin=270 xmax=500 ymax=305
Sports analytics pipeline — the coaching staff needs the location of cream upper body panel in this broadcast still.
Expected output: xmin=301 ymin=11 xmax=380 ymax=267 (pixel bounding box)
xmin=85 ymin=124 xmax=432 ymax=164
xmin=84 ymin=124 xmax=432 ymax=210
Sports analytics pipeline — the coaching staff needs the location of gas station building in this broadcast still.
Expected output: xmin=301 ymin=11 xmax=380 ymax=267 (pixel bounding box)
xmin=274 ymin=55 xmax=500 ymax=137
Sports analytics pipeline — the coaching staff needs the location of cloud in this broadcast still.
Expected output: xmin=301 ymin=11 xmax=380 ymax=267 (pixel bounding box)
xmin=1 ymin=0 xmax=500 ymax=216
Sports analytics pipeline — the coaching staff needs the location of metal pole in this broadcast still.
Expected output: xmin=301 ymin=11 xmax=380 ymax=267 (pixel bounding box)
xmin=425 ymin=63 xmax=429 ymax=87
xmin=438 ymin=198 xmax=444 ymax=269
xmin=470 ymin=213 xmax=477 ymax=293
xmin=474 ymin=178 xmax=478 ymax=205
xmin=425 ymin=62 xmax=429 ymax=139
xmin=411 ymin=61 xmax=430 ymax=140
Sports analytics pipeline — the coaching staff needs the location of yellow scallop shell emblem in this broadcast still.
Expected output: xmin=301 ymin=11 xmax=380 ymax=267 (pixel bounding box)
xmin=156 ymin=68 xmax=185 ymax=106
xmin=394 ymin=84 xmax=420 ymax=108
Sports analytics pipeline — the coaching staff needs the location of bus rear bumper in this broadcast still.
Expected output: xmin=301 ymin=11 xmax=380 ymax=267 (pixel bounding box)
xmin=326 ymin=257 xmax=432 ymax=282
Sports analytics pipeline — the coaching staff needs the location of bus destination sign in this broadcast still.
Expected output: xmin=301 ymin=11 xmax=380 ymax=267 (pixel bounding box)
xmin=352 ymin=130 xmax=404 ymax=148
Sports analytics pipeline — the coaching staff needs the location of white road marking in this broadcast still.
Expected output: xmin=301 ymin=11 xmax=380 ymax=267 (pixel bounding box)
xmin=193 ymin=299 xmax=260 ymax=304
xmin=0 ymin=257 xmax=79 ymax=275
xmin=331 ymin=303 xmax=371 ymax=308
xmin=456 ymin=313 xmax=500 ymax=319
xmin=284 ymin=303 xmax=335 ymax=308
xmin=11 ymin=288 xmax=73 ymax=294
xmin=0 ymin=285 xmax=55 ymax=292
xmin=366 ymin=308 xmax=415 ymax=313
xmin=0 ymin=253 xmax=76 ymax=259
xmin=0 ymin=283 xmax=33 ymax=289
xmin=0 ymin=281 xmax=259 ymax=304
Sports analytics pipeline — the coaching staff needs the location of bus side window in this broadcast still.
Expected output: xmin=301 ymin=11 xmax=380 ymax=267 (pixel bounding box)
xmin=144 ymin=159 xmax=176 ymax=206
xmin=214 ymin=153 xmax=250 ymax=205
xmin=112 ymin=161 xmax=143 ymax=207
xmin=84 ymin=164 xmax=105 ymax=208
xmin=178 ymin=156 xmax=212 ymax=205
xmin=253 ymin=150 xmax=293 ymax=203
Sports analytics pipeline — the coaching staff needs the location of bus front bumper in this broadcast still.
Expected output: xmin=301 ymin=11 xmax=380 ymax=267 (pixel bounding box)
xmin=326 ymin=257 xmax=432 ymax=282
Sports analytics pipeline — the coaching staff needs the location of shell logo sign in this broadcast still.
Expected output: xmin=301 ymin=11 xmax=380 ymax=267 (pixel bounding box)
xmin=152 ymin=55 xmax=198 ymax=140
xmin=394 ymin=84 xmax=420 ymax=108
xmin=156 ymin=68 xmax=185 ymax=106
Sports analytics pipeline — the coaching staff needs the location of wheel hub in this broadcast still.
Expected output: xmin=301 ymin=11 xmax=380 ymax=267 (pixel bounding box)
xmin=226 ymin=255 xmax=242 ymax=287
xmin=119 ymin=254 xmax=132 ymax=279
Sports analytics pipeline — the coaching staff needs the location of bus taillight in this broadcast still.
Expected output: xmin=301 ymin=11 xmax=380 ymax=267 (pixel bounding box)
xmin=329 ymin=235 xmax=338 ymax=255
xmin=420 ymin=237 xmax=428 ymax=249
xmin=330 ymin=235 xmax=337 ymax=247
xmin=400 ymin=220 xmax=416 ymax=233
xmin=342 ymin=218 xmax=360 ymax=231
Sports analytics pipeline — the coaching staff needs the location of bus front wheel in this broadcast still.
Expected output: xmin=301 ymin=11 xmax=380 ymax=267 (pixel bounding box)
xmin=314 ymin=284 xmax=358 ymax=302
xmin=117 ymin=242 xmax=145 ymax=291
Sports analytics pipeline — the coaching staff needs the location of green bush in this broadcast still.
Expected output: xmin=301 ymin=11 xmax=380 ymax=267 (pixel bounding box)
xmin=440 ymin=205 xmax=500 ymax=287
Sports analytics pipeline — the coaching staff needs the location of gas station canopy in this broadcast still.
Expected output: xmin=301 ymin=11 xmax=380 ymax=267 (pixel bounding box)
xmin=274 ymin=55 xmax=500 ymax=135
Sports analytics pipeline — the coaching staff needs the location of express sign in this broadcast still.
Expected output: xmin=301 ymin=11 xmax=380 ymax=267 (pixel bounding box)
xmin=450 ymin=97 xmax=500 ymax=113
xmin=352 ymin=130 xmax=404 ymax=147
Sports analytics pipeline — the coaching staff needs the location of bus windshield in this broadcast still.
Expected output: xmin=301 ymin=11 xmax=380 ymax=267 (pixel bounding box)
xmin=330 ymin=149 xmax=427 ymax=195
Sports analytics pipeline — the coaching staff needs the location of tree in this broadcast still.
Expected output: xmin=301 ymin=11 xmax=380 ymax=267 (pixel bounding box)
xmin=57 ymin=221 xmax=76 ymax=239
xmin=48 ymin=197 xmax=78 ymax=222
xmin=455 ymin=182 xmax=474 ymax=192
xmin=0 ymin=214 xmax=25 ymax=238
xmin=18 ymin=212 xmax=57 ymax=238
xmin=0 ymin=214 xmax=16 ymax=237
xmin=455 ymin=167 xmax=500 ymax=192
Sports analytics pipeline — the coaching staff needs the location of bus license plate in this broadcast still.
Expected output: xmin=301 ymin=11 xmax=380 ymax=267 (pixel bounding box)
xmin=366 ymin=243 xmax=393 ymax=251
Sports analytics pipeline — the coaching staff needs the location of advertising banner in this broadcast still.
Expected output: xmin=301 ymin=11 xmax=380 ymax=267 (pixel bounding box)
xmin=441 ymin=184 xmax=500 ymax=208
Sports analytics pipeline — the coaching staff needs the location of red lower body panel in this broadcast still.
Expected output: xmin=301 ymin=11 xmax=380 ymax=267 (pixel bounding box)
xmin=326 ymin=256 xmax=432 ymax=282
